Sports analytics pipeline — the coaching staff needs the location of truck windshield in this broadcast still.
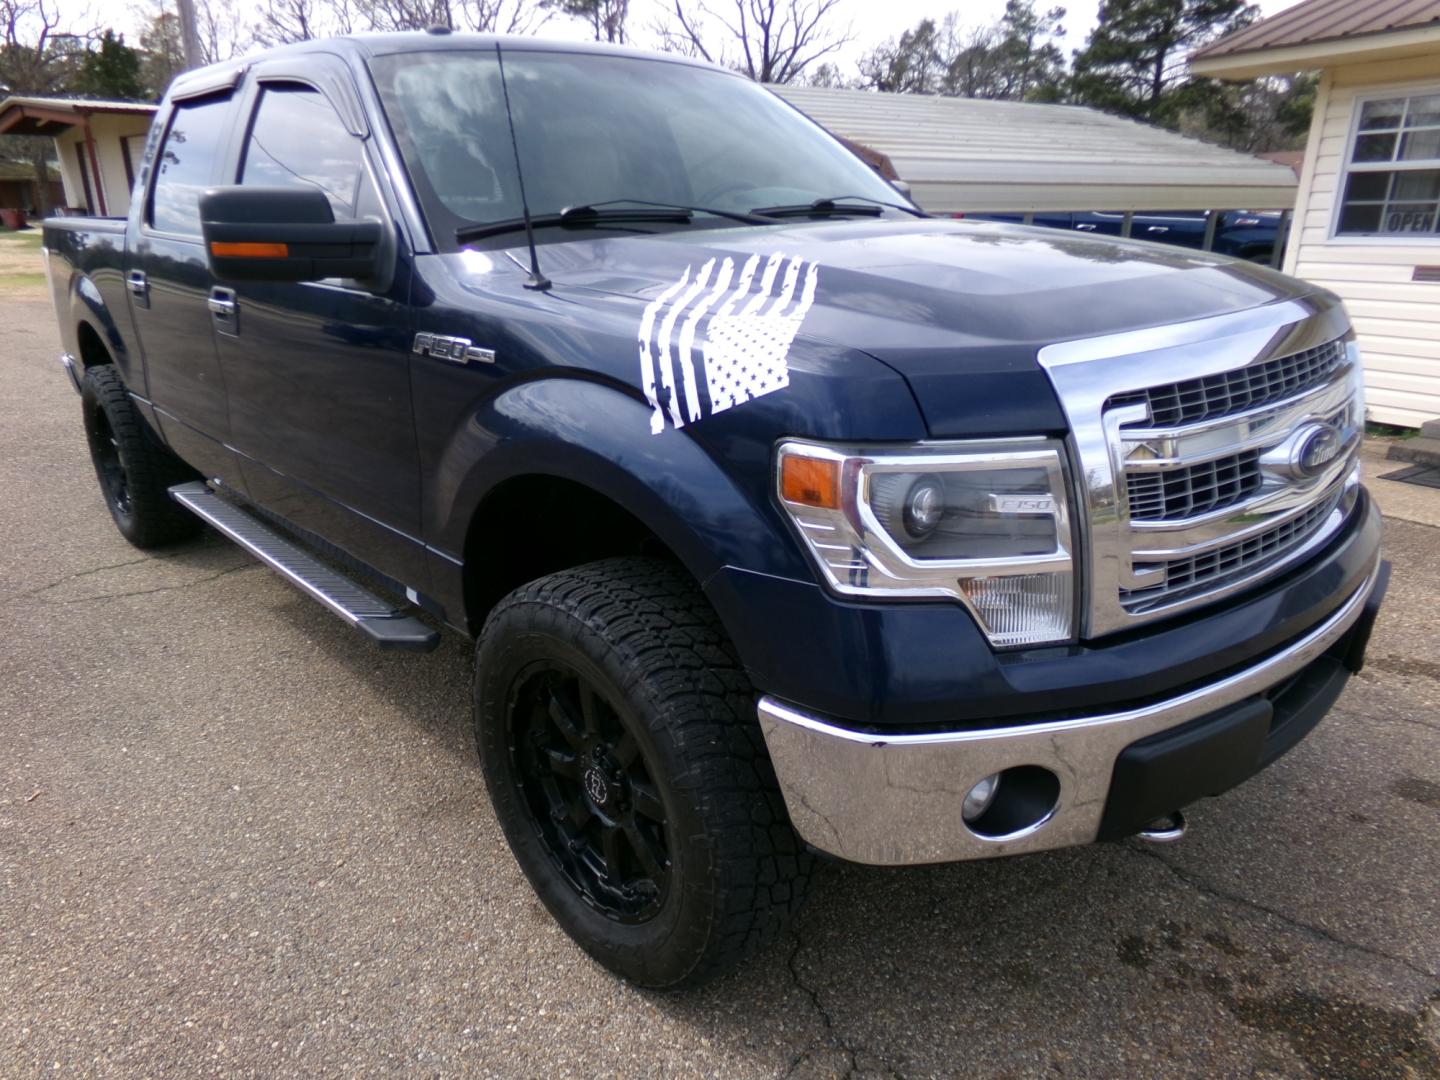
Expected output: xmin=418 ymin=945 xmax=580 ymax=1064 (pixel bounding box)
xmin=368 ymin=48 xmax=910 ymax=248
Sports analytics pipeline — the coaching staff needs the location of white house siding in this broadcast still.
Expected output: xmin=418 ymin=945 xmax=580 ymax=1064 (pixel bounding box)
xmin=53 ymin=112 xmax=154 ymax=218
xmin=1285 ymin=55 xmax=1440 ymax=428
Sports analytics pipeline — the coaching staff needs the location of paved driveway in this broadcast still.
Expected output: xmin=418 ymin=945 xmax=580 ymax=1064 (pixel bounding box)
xmin=1 ymin=286 xmax=1437 ymax=1078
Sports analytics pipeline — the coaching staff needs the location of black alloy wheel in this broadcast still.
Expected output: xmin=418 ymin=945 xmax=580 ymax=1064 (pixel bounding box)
xmin=474 ymin=557 xmax=813 ymax=988
xmin=510 ymin=662 xmax=671 ymax=923
xmin=88 ymin=406 xmax=133 ymax=518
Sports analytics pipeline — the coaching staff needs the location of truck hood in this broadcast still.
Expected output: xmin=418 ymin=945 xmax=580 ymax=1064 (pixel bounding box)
xmin=532 ymin=217 xmax=1316 ymax=437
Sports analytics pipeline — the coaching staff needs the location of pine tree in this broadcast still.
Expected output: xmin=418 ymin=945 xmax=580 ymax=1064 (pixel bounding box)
xmin=995 ymin=0 xmax=1066 ymax=101
xmin=1070 ymin=0 xmax=1257 ymax=120
xmin=71 ymin=30 xmax=146 ymax=100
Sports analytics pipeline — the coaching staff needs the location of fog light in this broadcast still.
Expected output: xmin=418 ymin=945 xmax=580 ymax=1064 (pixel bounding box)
xmin=962 ymin=773 xmax=1000 ymax=822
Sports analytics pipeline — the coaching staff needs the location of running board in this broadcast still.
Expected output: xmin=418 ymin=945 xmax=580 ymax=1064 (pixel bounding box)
xmin=169 ymin=482 xmax=439 ymax=652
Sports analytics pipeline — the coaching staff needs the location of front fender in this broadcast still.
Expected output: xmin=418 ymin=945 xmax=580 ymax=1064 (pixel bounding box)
xmin=430 ymin=374 xmax=814 ymax=591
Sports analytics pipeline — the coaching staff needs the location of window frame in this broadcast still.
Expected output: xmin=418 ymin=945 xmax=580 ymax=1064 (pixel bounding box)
xmin=142 ymin=91 xmax=237 ymax=242
xmin=1331 ymin=82 xmax=1440 ymax=244
xmin=227 ymin=66 xmax=400 ymax=293
xmin=236 ymin=79 xmax=379 ymax=223
xmin=71 ymin=141 xmax=95 ymax=213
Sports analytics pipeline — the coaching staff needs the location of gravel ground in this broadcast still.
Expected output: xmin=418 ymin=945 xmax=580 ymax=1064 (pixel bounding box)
xmin=1 ymin=290 xmax=1437 ymax=1079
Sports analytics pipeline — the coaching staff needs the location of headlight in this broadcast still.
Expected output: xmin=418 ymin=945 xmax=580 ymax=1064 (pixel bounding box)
xmin=776 ymin=438 xmax=1077 ymax=647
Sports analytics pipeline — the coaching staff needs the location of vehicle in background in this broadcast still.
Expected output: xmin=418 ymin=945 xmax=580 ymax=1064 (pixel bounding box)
xmin=969 ymin=209 xmax=1283 ymax=263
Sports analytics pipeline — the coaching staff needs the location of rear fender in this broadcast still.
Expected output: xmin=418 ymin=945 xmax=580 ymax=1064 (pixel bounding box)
xmin=67 ymin=272 xmax=138 ymax=386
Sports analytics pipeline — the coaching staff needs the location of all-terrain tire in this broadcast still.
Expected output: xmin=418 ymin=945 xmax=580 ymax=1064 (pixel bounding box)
xmin=81 ymin=364 xmax=202 ymax=548
xmin=474 ymin=557 xmax=812 ymax=988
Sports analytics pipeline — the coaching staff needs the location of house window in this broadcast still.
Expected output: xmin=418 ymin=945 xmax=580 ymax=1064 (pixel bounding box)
xmin=1337 ymin=92 xmax=1440 ymax=237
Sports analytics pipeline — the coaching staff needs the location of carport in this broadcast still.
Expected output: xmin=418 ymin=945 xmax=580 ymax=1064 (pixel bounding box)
xmin=772 ymin=85 xmax=1300 ymax=259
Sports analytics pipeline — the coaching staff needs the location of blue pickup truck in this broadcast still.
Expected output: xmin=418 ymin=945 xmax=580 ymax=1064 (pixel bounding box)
xmin=43 ymin=32 xmax=1385 ymax=988
xmin=972 ymin=210 xmax=1284 ymax=262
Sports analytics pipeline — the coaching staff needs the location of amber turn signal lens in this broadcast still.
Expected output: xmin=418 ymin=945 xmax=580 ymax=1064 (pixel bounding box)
xmin=781 ymin=455 xmax=840 ymax=509
xmin=210 ymin=241 xmax=288 ymax=258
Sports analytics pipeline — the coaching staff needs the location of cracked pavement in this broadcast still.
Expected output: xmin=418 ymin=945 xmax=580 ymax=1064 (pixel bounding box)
xmin=2 ymin=291 xmax=1438 ymax=1078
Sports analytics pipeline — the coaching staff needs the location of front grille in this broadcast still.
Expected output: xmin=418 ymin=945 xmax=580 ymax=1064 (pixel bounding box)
xmin=1110 ymin=339 xmax=1346 ymax=428
xmin=1038 ymin=299 xmax=1357 ymax=638
xmin=1126 ymin=450 xmax=1262 ymax=521
xmin=1120 ymin=492 xmax=1342 ymax=612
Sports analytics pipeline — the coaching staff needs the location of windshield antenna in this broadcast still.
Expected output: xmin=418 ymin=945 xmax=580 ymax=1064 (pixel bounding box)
xmin=495 ymin=44 xmax=551 ymax=291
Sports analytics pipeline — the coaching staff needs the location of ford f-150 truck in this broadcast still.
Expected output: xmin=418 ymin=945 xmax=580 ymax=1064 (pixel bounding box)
xmin=43 ymin=31 xmax=1387 ymax=989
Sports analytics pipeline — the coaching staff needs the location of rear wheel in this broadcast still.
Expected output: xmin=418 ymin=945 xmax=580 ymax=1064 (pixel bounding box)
xmin=474 ymin=557 xmax=811 ymax=988
xmin=81 ymin=364 xmax=202 ymax=548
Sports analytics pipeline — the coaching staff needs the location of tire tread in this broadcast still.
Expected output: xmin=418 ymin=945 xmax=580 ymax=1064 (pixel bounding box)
xmin=82 ymin=364 xmax=201 ymax=548
xmin=479 ymin=557 xmax=812 ymax=987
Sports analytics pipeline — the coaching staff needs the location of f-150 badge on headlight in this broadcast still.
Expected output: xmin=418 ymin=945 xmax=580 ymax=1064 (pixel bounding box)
xmin=639 ymin=253 xmax=818 ymax=435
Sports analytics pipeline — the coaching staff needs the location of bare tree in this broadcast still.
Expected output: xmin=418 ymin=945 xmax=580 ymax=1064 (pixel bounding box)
xmin=0 ymin=0 xmax=77 ymax=92
xmin=251 ymin=0 xmax=356 ymax=45
xmin=351 ymin=0 xmax=549 ymax=33
xmin=0 ymin=0 xmax=96 ymax=214
xmin=658 ymin=0 xmax=850 ymax=84
xmin=197 ymin=0 xmax=247 ymax=62
xmin=252 ymin=0 xmax=320 ymax=44
xmin=543 ymin=0 xmax=626 ymax=43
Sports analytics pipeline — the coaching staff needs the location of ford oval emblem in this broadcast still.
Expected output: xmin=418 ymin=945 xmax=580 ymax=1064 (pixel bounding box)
xmin=1294 ymin=423 xmax=1344 ymax=477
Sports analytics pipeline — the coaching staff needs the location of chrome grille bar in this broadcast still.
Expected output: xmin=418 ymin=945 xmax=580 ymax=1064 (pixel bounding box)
xmin=1109 ymin=339 xmax=1347 ymax=428
xmin=1126 ymin=450 xmax=1262 ymax=521
xmin=1122 ymin=487 xmax=1348 ymax=613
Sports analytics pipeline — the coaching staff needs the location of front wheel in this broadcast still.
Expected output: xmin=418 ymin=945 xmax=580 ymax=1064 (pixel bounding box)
xmin=474 ymin=557 xmax=811 ymax=988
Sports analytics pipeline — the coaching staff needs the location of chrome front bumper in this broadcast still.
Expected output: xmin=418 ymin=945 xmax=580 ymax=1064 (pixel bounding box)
xmin=757 ymin=564 xmax=1380 ymax=866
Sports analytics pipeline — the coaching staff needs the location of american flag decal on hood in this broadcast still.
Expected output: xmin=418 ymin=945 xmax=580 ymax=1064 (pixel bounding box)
xmin=638 ymin=253 xmax=819 ymax=435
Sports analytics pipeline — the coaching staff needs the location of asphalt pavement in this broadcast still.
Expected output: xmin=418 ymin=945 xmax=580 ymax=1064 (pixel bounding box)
xmin=1 ymin=286 xmax=1437 ymax=1079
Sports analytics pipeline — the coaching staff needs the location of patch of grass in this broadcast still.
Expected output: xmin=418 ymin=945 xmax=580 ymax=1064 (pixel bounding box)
xmin=0 ymin=271 xmax=48 ymax=290
xmin=0 ymin=229 xmax=45 ymax=251
xmin=1366 ymin=420 xmax=1418 ymax=439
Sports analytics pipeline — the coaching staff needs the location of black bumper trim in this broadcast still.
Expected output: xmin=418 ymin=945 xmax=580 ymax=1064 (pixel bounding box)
xmin=1097 ymin=560 xmax=1389 ymax=840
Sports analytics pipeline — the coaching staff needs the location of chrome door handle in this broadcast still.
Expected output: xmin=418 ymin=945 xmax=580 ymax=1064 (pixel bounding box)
xmin=208 ymin=287 xmax=239 ymax=335
xmin=126 ymin=270 xmax=149 ymax=307
xmin=1075 ymin=223 xmax=1097 ymax=231
xmin=1146 ymin=226 xmax=1169 ymax=234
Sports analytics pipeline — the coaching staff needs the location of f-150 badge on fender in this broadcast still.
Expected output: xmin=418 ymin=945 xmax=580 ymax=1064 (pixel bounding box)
xmin=638 ymin=253 xmax=818 ymax=434
xmin=412 ymin=332 xmax=495 ymax=365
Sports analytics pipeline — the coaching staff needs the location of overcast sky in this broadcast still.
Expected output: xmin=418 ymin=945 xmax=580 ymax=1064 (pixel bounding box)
xmin=829 ymin=0 xmax=1307 ymax=63
xmin=601 ymin=0 xmax=1312 ymax=71
xmin=100 ymin=0 xmax=1310 ymax=70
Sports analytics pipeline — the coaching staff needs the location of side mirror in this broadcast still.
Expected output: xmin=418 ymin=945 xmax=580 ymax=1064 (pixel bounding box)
xmin=199 ymin=186 xmax=383 ymax=283
xmin=889 ymin=178 xmax=913 ymax=199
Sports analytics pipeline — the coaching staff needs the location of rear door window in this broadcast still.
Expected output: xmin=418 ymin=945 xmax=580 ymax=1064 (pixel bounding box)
xmin=149 ymin=95 xmax=232 ymax=236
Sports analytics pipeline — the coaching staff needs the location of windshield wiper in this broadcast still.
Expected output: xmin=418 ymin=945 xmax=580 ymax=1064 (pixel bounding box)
xmin=457 ymin=204 xmax=692 ymax=243
xmin=751 ymin=195 xmax=929 ymax=220
xmin=579 ymin=198 xmax=777 ymax=226
xmin=456 ymin=199 xmax=778 ymax=244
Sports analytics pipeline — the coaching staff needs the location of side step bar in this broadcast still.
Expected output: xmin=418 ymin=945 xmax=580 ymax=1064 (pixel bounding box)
xmin=169 ymin=481 xmax=439 ymax=652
